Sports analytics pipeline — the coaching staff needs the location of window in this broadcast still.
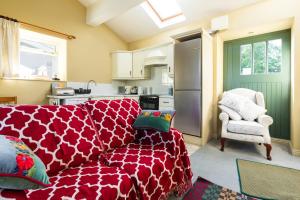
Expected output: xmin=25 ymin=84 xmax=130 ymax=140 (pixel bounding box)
xmin=267 ymin=39 xmax=282 ymax=73
xmin=253 ymin=42 xmax=266 ymax=74
xmin=141 ymin=0 xmax=186 ymax=28
xmin=18 ymin=28 xmax=67 ymax=80
xmin=240 ymin=44 xmax=252 ymax=75
xmin=240 ymin=39 xmax=282 ymax=75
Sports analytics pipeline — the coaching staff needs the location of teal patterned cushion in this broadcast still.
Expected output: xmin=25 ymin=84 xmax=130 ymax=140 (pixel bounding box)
xmin=0 ymin=135 xmax=51 ymax=190
xmin=133 ymin=110 xmax=175 ymax=132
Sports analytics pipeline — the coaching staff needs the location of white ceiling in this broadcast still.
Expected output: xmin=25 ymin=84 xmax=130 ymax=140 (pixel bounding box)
xmin=78 ymin=0 xmax=263 ymax=42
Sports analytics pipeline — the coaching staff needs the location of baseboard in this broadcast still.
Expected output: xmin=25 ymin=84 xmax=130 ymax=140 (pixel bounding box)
xmin=183 ymin=134 xmax=202 ymax=146
xmin=271 ymin=137 xmax=290 ymax=144
xmin=289 ymin=142 xmax=300 ymax=156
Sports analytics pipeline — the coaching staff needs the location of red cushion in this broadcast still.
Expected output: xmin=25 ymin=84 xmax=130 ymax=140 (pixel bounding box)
xmin=0 ymin=105 xmax=103 ymax=175
xmin=84 ymin=99 xmax=141 ymax=151
xmin=0 ymin=161 xmax=138 ymax=200
xmin=43 ymin=105 xmax=104 ymax=171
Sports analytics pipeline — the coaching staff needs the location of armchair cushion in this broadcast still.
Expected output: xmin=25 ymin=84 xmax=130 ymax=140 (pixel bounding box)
xmin=219 ymin=93 xmax=266 ymax=121
xmin=227 ymin=120 xmax=264 ymax=136
xmin=219 ymin=105 xmax=242 ymax=120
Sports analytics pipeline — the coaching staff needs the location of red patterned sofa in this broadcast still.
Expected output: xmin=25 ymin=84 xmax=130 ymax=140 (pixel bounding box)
xmin=0 ymin=99 xmax=192 ymax=200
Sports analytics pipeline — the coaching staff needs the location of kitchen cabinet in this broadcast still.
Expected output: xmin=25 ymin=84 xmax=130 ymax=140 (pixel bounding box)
xmin=166 ymin=44 xmax=174 ymax=77
xmin=132 ymin=50 xmax=150 ymax=79
xmin=64 ymin=98 xmax=89 ymax=105
xmin=112 ymin=51 xmax=133 ymax=80
xmin=92 ymin=96 xmax=115 ymax=101
xmin=159 ymin=97 xmax=174 ymax=110
xmin=112 ymin=51 xmax=150 ymax=80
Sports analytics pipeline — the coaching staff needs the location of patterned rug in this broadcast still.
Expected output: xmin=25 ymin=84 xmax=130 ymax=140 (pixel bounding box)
xmin=183 ymin=177 xmax=260 ymax=200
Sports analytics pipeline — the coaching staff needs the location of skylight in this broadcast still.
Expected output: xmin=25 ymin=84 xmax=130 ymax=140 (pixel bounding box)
xmin=141 ymin=0 xmax=186 ymax=28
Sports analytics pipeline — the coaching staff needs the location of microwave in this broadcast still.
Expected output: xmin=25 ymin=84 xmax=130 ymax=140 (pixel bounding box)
xmin=139 ymin=95 xmax=159 ymax=110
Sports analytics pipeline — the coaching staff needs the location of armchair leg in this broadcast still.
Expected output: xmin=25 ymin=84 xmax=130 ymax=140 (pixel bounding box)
xmin=220 ymin=138 xmax=225 ymax=152
xmin=264 ymin=144 xmax=272 ymax=161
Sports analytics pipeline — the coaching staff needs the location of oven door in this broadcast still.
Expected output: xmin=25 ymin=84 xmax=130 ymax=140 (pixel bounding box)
xmin=139 ymin=95 xmax=159 ymax=110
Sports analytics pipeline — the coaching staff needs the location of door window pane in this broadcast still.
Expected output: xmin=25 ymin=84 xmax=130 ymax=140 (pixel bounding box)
xmin=267 ymin=39 xmax=282 ymax=73
xmin=240 ymin=44 xmax=252 ymax=75
xmin=253 ymin=42 xmax=266 ymax=74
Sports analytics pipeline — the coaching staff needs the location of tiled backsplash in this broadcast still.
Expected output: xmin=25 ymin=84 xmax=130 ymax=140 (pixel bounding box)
xmin=125 ymin=67 xmax=173 ymax=95
xmin=67 ymin=67 xmax=173 ymax=95
xmin=67 ymin=81 xmax=124 ymax=95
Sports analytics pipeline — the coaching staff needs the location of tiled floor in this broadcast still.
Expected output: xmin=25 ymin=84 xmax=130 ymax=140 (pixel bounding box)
xmin=170 ymin=139 xmax=300 ymax=199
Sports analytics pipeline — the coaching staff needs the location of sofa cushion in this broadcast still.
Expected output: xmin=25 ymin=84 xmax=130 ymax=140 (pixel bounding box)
xmin=102 ymin=142 xmax=188 ymax=200
xmin=227 ymin=120 xmax=264 ymax=136
xmin=0 ymin=105 xmax=104 ymax=175
xmin=43 ymin=105 xmax=104 ymax=171
xmin=218 ymin=105 xmax=242 ymax=121
xmin=0 ymin=135 xmax=50 ymax=190
xmin=0 ymin=105 xmax=64 ymax=175
xmin=133 ymin=110 xmax=176 ymax=132
xmin=84 ymin=99 xmax=141 ymax=151
xmin=219 ymin=92 xmax=266 ymax=121
xmin=0 ymin=161 xmax=137 ymax=200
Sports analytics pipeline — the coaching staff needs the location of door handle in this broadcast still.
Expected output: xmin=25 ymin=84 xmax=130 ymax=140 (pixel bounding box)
xmin=140 ymin=69 xmax=143 ymax=75
xmin=130 ymin=70 xmax=132 ymax=76
xmin=169 ymin=66 xmax=171 ymax=73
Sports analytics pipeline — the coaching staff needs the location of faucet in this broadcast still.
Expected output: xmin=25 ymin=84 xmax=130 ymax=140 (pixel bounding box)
xmin=87 ymin=80 xmax=96 ymax=91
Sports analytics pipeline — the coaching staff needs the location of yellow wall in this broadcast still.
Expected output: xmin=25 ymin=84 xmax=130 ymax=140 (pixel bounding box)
xmin=0 ymin=0 xmax=127 ymax=104
xmin=128 ymin=0 xmax=300 ymax=153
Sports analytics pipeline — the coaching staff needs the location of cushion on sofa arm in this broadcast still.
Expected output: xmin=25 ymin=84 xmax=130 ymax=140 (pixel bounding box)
xmin=84 ymin=99 xmax=141 ymax=151
xmin=227 ymin=120 xmax=264 ymax=136
xmin=0 ymin=161 xmax=138 ymax=200
xmin=134 ymin=128 xmax=193 ymax=196
xmin=0 ymin=135 xmax=50 ymax=190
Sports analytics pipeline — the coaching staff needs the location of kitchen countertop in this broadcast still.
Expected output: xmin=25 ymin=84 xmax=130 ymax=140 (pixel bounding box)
xmin=47 ymin=94 xmax=173 ymax=99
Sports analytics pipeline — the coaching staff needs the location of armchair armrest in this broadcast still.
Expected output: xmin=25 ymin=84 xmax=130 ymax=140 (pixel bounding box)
xmin=258 ymin=115 xmax=273 ymax=127
xmin=219 ymin=112 xmax=229 ymax=122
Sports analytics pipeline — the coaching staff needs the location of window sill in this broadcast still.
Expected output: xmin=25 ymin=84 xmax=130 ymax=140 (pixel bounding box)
xmin=1 ymin=77 xmax=66 ymax=82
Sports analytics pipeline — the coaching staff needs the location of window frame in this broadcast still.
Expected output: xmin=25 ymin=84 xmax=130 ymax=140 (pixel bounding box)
xmin=5 ymin=28 xmax=67 ymax=81
xmin=239 ymin=38 xmax=283 ymax=76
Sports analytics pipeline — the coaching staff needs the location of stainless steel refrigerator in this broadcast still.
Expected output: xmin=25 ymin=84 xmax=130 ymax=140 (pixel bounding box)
xmin=173 ymin=38 xmax=202 ymax=137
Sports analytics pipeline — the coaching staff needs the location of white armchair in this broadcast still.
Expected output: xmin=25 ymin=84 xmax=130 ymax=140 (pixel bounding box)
xmin=219 ymin=88 xmax=273 ymax=160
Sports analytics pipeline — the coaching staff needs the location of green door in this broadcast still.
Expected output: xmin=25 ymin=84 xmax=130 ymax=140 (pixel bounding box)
xmin=224 ymin=30 xmax=291 ymax=139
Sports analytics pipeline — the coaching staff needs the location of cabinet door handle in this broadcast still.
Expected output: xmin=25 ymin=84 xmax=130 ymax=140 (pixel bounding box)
xmin=130 ymin=70 xmax=132 ymax=76
xmin=169 ymin=66 xmax=171 ymax=73
xmin=140 ymin=69 xmax=143 ymax=75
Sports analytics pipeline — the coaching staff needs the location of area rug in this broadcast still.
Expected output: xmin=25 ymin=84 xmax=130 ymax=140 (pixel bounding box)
xmin=183 ymin=176 xmax=260 ymax=200
xmin=237 ymin=159 xmax=300 ymax=200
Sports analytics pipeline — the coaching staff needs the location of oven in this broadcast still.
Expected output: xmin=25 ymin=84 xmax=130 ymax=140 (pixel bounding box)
xmin=139 ymin=95 xmax=159 ymax=110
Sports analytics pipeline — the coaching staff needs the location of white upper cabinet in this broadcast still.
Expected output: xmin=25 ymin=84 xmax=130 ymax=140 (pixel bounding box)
xmin=132 ymin=50 xmax=150 ymax=79
xmin=166 ymin=44 xmax=174 ymax=77
xmin=112 ymin=51 xmax=133 ymax=80
xmin=111 ymin=42 xmax=174 ymax=80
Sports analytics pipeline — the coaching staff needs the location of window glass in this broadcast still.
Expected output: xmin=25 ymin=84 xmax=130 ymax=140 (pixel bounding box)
xmin=240 ymin=44 xmax=252 ymax=75
xmin=253 ymin=42 xmax=266 ymax=74
xmin=20 ymin=39 xmax=58 ymax=79
xmin=19 ymin=29 xmax=67 ymax=81
xmin=267 ymin=39 xmax=282 ymax=73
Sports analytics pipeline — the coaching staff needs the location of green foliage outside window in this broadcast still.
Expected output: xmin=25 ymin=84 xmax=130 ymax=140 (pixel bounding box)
xmin=240 ymin=39 xmax=282 ymax=75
